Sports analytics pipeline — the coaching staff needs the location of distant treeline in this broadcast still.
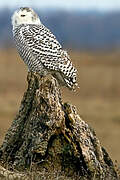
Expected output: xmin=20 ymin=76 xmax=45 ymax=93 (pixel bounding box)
xmin=0 ymin=8 xmax=120 ymax=50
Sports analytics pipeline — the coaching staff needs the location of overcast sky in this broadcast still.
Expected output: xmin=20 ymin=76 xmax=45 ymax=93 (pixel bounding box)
xmin=0 ymin=0 xmax=120 ymax=11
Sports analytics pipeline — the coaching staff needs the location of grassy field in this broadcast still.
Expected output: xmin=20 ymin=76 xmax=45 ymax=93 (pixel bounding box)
xmin=0 ymin=49 xmax=120 ymax=167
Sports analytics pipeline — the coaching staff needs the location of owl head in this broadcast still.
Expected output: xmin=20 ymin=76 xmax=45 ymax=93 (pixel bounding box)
xmin=12 ymin=7 xmax=41 ymax=28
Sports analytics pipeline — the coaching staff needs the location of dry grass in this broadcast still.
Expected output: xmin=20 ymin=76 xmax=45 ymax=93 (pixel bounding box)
xmin=0 ymin=49 xmax=120 ymax=168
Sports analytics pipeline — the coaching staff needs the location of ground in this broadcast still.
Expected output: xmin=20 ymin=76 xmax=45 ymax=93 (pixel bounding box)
xmin=0 ymin=49 xmax=120 ymax=168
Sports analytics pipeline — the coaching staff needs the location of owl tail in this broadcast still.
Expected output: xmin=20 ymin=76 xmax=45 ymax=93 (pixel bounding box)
xmin=64 ymin=73 xmax=78 ymax=90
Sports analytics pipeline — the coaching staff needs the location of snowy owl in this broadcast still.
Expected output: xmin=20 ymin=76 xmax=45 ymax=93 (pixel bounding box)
xmin=12 ymin=7 xmax=77 ymax=89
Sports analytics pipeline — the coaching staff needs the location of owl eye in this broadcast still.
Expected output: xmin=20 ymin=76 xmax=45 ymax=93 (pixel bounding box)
xmin=21 ymin=14 xmax=26 ymax=17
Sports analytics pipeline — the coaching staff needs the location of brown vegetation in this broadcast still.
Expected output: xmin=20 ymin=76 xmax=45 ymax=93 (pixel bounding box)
xmin=0 ymin=48 xmax=120 ymax=168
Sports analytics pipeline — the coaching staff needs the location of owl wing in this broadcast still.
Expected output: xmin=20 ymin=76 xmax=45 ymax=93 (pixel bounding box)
xmin=19 ymin=24 xmax=65 ymax=71
xmin=16 ymin=24 xmax=77 ymax=86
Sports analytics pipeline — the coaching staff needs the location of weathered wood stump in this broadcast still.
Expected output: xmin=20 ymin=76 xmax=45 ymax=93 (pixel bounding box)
xmin=0 ymin=72 xmax=118 ymax=179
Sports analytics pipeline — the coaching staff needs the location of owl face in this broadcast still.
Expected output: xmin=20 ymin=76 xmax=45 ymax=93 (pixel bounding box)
xmin=12 ymin=7 xmax=41 ymax=27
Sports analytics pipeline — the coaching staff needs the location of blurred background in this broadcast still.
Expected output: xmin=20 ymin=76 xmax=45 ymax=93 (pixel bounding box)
xmin=0 ymin=0 xmax=120 ymax=166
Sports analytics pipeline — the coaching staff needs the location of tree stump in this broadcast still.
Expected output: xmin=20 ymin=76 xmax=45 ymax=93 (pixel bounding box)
xmin=0 ymin=72 xmax=119 ymax=179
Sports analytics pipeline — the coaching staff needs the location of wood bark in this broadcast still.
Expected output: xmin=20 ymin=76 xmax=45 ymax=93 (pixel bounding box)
xmin=0 ymin=72 xmax=118 ymax=179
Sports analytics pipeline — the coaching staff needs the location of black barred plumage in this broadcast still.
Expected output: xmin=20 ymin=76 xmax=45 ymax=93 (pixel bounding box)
xmin=12 ymin=7 xmax=77 ymax=89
